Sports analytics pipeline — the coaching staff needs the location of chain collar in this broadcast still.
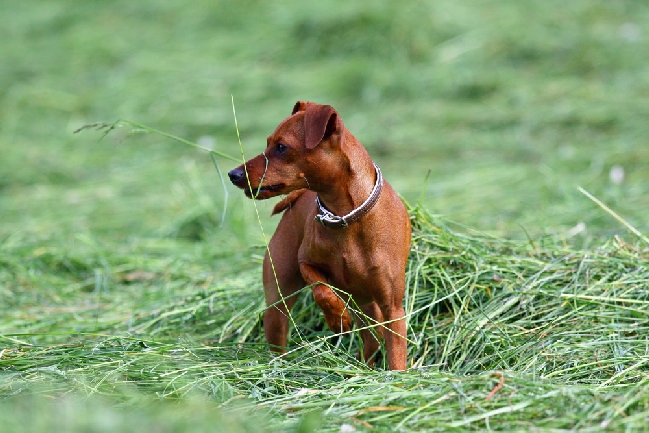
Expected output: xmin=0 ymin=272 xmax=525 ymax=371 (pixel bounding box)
xmin=314 ymin=163 xmax=383 ymax=229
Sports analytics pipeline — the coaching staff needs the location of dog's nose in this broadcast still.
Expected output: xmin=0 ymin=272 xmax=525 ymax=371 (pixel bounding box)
xmin=228 ymin=167 xmax=245 ymax=184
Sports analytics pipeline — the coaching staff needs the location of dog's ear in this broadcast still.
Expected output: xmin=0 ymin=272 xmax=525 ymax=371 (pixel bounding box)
xmin=304 ymin=104 xmax=340 ymax=149
xmin=292 ymin=101 xmax=308 ymax=115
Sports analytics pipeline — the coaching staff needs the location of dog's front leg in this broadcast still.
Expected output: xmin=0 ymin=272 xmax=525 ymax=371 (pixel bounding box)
xmin=262 ymin=250 xmax=302 ymax=353
xmin=299 ymin=263 xmax=352 ymax=334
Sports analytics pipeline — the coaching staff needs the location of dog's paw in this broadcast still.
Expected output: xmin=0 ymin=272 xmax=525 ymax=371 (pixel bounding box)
xmin=324 ymin=308 xmax=352 ymax=334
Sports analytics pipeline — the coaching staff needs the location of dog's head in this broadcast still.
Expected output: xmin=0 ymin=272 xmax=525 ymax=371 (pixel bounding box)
xmin=228 ymin=101 xmax=346 ymax=199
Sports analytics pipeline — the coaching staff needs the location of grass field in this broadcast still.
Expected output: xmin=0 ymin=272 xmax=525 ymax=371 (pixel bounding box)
xmin=2 ymin=0 xmax=649 ymax=431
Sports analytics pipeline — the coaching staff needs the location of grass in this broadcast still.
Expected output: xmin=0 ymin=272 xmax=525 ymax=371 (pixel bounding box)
xmin=3 ymin=208 xmax=649 ymax=431
xmin=2 ymin=0 xmax=649 ymax=431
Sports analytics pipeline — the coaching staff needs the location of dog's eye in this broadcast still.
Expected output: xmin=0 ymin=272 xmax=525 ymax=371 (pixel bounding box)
xmin=276 ymin=143 xmax=289 ymax=155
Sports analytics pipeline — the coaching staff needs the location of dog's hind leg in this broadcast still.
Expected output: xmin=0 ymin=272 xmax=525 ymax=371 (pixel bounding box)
xmin=357 ymin=302 xmax=384 ymax=367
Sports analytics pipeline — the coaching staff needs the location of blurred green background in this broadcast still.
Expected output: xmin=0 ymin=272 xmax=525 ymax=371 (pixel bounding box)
xmin=2 ymin=0 xmax=648 ymax=247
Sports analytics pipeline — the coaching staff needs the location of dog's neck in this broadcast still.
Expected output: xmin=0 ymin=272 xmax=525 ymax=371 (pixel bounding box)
xmin=314 ymin=134 xmax=378 ymax=218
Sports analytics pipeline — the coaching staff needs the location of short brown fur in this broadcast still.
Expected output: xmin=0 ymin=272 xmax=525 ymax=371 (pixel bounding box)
xmin=228 ymin=101 xmax=411 ymax=370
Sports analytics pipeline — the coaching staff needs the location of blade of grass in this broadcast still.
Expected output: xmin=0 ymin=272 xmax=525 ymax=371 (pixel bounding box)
xmin=578 ymin=186 xmax=649 ymax=246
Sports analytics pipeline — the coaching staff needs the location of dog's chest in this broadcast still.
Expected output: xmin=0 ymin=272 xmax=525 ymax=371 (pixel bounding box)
xmin=303 ymin=230 xmax=380 ymax=300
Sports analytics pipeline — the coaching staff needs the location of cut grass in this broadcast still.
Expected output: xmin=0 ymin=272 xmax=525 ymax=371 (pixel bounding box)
xmin=2 ymin=205 xmax=648 ymax=431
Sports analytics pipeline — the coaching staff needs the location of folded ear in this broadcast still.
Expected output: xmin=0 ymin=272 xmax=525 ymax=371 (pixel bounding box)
xmin=292 ymin=101 xmax=308 ymax=115
xmin=304 ymin=104 xmax=340 ymax=149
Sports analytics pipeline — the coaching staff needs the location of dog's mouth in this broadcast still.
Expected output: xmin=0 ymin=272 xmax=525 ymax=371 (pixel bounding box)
xmin=244 ymin=184 xmax=284 ymax=199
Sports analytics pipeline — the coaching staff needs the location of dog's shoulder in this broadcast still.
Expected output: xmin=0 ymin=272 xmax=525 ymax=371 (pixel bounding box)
xmin=271 ymin=189 xmax=310 ymax=216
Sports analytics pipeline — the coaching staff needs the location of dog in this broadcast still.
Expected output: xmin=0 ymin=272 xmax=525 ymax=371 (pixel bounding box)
xmin=228 ymin=101 xmax=411 ymax=370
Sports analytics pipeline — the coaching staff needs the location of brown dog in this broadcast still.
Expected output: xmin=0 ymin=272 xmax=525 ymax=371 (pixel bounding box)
xmin=228 ymin=101 xmax=411 ymax=370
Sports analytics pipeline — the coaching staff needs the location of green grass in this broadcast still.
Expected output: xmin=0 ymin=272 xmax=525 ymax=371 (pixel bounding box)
xmin=2 ymin=0 xmax=649 ymax=431
xmin=3 ymin=209 xmax=649 ymax=431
